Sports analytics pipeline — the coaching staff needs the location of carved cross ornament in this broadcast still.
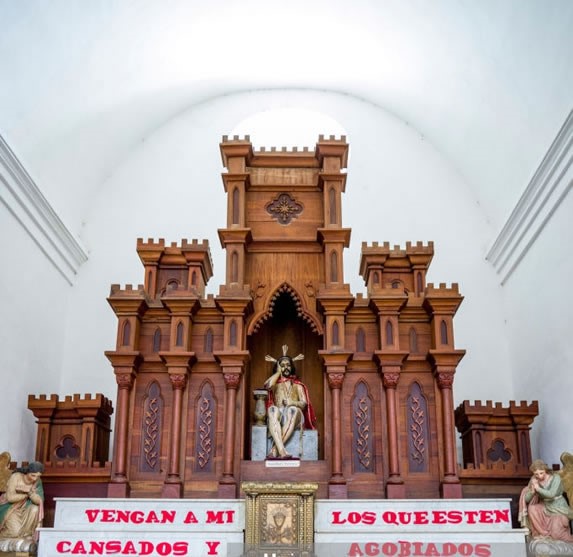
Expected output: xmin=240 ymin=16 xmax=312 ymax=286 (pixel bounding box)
xmin=266 ymin=193 xmax=303 ymax=225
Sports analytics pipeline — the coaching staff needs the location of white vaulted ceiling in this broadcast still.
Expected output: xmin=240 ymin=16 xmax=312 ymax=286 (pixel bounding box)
xmin=1 ymin=0 xmax=572 ymax=241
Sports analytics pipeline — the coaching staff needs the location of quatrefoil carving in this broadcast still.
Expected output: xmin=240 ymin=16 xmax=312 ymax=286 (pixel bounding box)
xmin=266 ymin=193 xmax=303 ymax=225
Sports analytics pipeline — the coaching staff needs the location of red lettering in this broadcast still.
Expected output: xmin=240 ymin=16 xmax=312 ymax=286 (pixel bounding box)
xmin=156 ymin=542 xmax=171 ymax=556
xmin=206 ymin=541 xmax=220 ymax=555
xmin=413 ymin=511 xmax=428 ymax=525
xmin=441 ymin=543 xmax=457 ymax=556
xmin=56 ymin=541 xmax=71 ymax=553
xmin=183 ymin=511 xmax=199 ymax=523
xmin=173 ymin=542 xmax=189 ymax=556
xmin=447 ymin=510 xmax=463 ymax=524
xmin=465 ymin=510 xmax=479 ymax=524
xmin=101 ymin=509 xmax=115 ymax=522
xmin=479 ymin=510 xmax=494 ymax=524
xmin=131 ymin=511 xmax=144 ymax=524
xmin=365 ymin=542 xmax=379 ymax=556
xmin=347 ymin=512 xmax=362 ymax=524
xmin=431 ymin=510 xmax=447 ymax=524
xmin=398 ymin=512 xmax=412 ymax=525
xmin=458 ymin=543 xmax=473 ymax=556
xmin=147 ymin=510 xmax=161 ymax=523
xmin=88 ymin=541 xmax=105 ymax=555
xmin=116 ymin=510 xmax=130 ymax=523
xmin=475 ymin=544 xmax=492 ymax=557
xmin=71 ymin=541 xmax=87 ymax=554
xmin=381 ymin=542 xmax=397 ymax=556
xmin=206 ymin=511 xmax=225 ymax=524
xmin=494 ymin=509 xmax=510 ymax=524
xmin=423 ymin=543 xmax=440 ymax=556
xmin=363 ymin=511 xmax=376 ymax=525
xmin=105 ymin=541 xmax=122 ymax=554
xmin=398 ymin=540 xmax=411 ymax=556
xmin=382 ymin=511 xmax=399 ymax=525
xmin=139 ymin=542 xmax=154 ymax=556
xmin=121 ymin=540 xmax=137 ymax=554
xmin=162 ymin=510 xmax=176 ymax=523
xmin=412 ymin=542 xmax=424 ymax=556
xmin=348 ymin=543 xmax=364 ymax=557
xmin=85 ymin=510 xmax=99 ymax=523
xmin=332 ymin=511 xmax=347 ymax=524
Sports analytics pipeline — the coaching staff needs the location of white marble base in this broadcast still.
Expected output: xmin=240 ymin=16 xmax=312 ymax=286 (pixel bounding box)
xmin=528 ymin=538 xmax=573 ymax=555
xmin=38 ymin=496 xmax=529 ymax=557
xmin=313 ymin=532 xmax=527 ymax=557
xmin=251 ymin=425 xmax=318 ymax=460
xmin=38 ymin=530 xmax=243 ymax=557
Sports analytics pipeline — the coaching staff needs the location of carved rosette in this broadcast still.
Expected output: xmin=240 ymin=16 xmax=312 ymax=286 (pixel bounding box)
xmin=382 ymin=372 xmax=400 ymax=389
xmin=168 ymin=373 xmax=188 ymax=391
xmin=115 ymin=372 xmax=134 ymax=390
xmin=266 ymin=192 xmax=303 ymax=225
xmin=436 ymin=372 xmax=454 ymax=389
xmin=327 ymin=373 xmax=345 ymax=390
xmin=223 ymin=373 xmax=242 ymax=390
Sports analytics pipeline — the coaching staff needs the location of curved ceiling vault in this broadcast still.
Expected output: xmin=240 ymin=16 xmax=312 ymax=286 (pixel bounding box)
xmin=1 ymin=0 xmax=572 ymax=272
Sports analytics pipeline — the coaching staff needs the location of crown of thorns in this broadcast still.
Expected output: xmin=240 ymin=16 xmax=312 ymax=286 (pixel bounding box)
xmin=264 ymin=344 xmax=304 ymax=364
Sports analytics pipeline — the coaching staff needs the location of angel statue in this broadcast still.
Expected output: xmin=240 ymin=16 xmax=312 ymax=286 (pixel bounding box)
xmin=264 ymin=345 xmax=316 ymax=458
xmin=519 ymin=454 xmax=573 ymax=544
xmin=0 ymin=453 xmax=44 ymax=552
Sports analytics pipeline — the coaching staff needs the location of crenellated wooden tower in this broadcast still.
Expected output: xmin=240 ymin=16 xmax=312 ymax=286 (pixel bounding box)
xmin=104 ymin=135 xmax=474 ymax=500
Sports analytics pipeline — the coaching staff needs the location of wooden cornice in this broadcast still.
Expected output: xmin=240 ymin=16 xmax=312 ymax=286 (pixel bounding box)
xmin=423 ymin=283 xmax=464 ymax=315
xmin=217 ymin=227 xmax=253 ymax=248
xmin=317 ymin=228 xmax=351 ymax=247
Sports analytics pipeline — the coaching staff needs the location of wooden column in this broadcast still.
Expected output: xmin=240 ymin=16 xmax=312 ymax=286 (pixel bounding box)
xmin=105 ymin=352 xmax=141 ymax=497
xmin=320 ymin=351 xmax=352 ymax=498
xmin=214 ymin=351 xmax=250 ymax=498
xmin=160 ymin=353 xmax=195 ymax=498
xmin=424 ymin=284 xmax=465 ymax=498
xmin=375 ymin=352 xmax=408 ymax=498
xmin=429 ymin=351 xmax=465 ymax=498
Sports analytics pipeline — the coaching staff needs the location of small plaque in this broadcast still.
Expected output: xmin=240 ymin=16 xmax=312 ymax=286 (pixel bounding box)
xmin=265 ymin=459 xmax=301 ymax=468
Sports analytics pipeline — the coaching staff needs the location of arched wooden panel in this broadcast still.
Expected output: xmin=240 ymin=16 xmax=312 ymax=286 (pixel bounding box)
xmin=140 ymin=381 xmax=163 ymax=473
xmin=153 ymin=328 xmax=161 ymax=352
xmin=352 ymin=381 xmax=374 ymax=473
xmin=407 ymin=381 xmax=429 ymax=473
xmin=194 ymin=381 xmax=216 ymax=472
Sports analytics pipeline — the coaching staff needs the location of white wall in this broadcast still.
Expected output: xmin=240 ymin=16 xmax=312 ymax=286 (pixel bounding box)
xmin=59 ymin=90 xmax=514 ymax=434
xmin=0 ymin=203 xmax=70 ymax=462
xmin=504 ymin=189 xmax=573 ymax=466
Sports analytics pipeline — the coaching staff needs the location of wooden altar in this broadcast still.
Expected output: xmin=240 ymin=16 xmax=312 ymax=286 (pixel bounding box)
xmin=100 ymin=135 xmax=534 ymax=502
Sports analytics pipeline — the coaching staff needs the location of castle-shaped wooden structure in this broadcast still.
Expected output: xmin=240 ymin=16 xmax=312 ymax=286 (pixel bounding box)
xmin=101 ymin=136 xmax=535 ymax=501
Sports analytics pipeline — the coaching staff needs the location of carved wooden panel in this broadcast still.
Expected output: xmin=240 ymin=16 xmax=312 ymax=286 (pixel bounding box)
xmin=351 ymin=381 xmax=374 ymax=473
xmin=194 ymin=381 xmax=216 ymax=473
xmin=407 ymin=381 xmax=429 ymax=473
xmin=140 ymin=380 xmax=163 ymax=473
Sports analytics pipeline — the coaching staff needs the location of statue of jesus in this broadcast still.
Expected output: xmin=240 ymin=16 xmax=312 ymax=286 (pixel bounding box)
xmin=264 ymin=345 xmax=316 ymax=458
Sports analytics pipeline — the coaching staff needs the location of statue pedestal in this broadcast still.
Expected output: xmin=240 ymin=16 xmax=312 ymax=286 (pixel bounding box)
xmin=251 ymin=425 xmax=318 ymax=461
xmin=0 ymin=538 xmax=37 ymax=556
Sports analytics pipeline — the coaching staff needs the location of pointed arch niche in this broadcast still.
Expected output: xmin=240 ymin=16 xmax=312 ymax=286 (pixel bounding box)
xmin=247 ymin=290 xmax=324 ymax=458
